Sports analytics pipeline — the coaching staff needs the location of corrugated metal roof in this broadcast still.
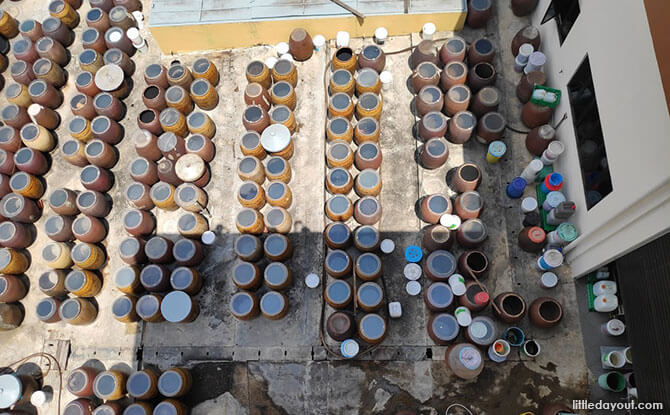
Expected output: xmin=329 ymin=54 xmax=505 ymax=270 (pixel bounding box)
xmin=151 ymin=0 xmax=465 ymax=27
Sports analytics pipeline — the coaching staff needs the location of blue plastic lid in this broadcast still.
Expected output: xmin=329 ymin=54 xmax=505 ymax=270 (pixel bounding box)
xmin=511 ymin=177 xmax=527 ymax=190
xmin=405 ymin=245 xmax=423 ymax=263
xmin=547 ymin=173 xmax=563 ymax=187
xmin=488 ymin=141 xmax=506 ymax=158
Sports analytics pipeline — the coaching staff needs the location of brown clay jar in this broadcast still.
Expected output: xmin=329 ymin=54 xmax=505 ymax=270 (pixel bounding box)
xmin=130 ymin=157 xmax=158 ymax=185
xmin=411 ymin=61 xmax=440 ymax=92
xmin=0 ymin=127 xmax=21 ymax=153
xmin=521 ymin=102 xmax=553 ymax=129
xmin=458 ymin=280 xmax=489 ymax=312
xmin=125 ymin=182 xmax=154 ymax=210
xmin=93 ymin=92 xmax=123 ymax=121
xmin=86 ymin=8 xmax=110 ymax=32
xmin=358 ymin=45 xmax=386 ymax=73
xmin=476 ymin=112 xmax=505 ymax=144
xmin=411 ymin=40 xmax=439 ymax=69
xmin=19 ymin=20 xmax=44 ymax=42
xmin=440 ymin=61 xmax=468 ymax=90
xmin=288 ymin=28 xmax=312 ymax=61
xmin=61 ymin=140 xmax=88 ymax=167
xmin=456 ymin=219 xmax=488 ymax=248
xmin=75 ymin=71 xmax=100 ymax=97
xmin=242 ymin=105 xmax=270 ymax=134
xmin=353 ymin=196 xmax=382 ymax=225
xmin=416 ymin=85 xmax=443 ymax=117
xmin=123 ymin=208 xmax=155 ymax=236
xmin=454 ymin=191 xmax=483 ymax=219
xmin=440 ymin=36 xmax=467 ymax=65
xmin=457 ymin=250 xmax=489 ymax=279
xmin=493 ymin=292 xmax=527 ymax=324
xmin=80 ymin=165 xmax=113 ymax=192
xmin=133 ymin=129 xmax=161 ymax=161
xmin=143 ymin=85 xmax=166 ymax=111
xmin=49 ymin=188 xmax=79 ymax=215
xmin=418 ymin=112 xmax=448 ymax=141
xmin=0 ymin=221 xmax=33 ymax=249
xmin=468 ymin=62 xmax=495 ymax=92
xmin=511 ymin=25 xmax=541 ymax=55
xmin=66 ymin=367 xmax=99 ymax=397
xmin=0 ymin=275 xmax=27 ymax=302
xmin=422 ymin=224 xmax=453 ymax=252
xmin=452 ymin=163 xmax=481 ymax=192
xmin=529 ymin=297 xmax=563 ymax=328
xmin=137 ymin=109 xmax=162 ymax=136
xmin=444 ymin=85 xmax=471 ymax=116
xmin=448 ymin=111 xmax=476 ymax=144
xmin=518 ymin=226 xmax=546 ymax=253
xmin=517 ymin=71 xmax=546 ymax=103
xmin=13 ymin=38 xmax=39 ymax=63
xmin=144 ymin=64 xmax=168 ymax=88
xmin=76 ymin=190 xmax=111 ymax=217
xmin=420 ymin=137 xmax=449 ymax=169
xmin=72 ymin=215 xmax=107 ymax=243
xmin=70 ymin=94 xmax=97 ymax=120
xmin=420 ymin=193 xmax=452 ymax=224
xmin=144 ymin=236 xmax=173 ymax=264
xmin=2 ymin=104 xmax=30 ymax=129
xmin=44 ymin=215 xmax=75 ymax=241
xmin=140 ymin=264 xmax=170 ymax=292
xmin=326 ymin=311 xmax=355 ymax=342
xmin=85 ymin=139 xmax=117 ymax=168
xmin=525 ymin=124 xmax=556 ymax=156
xmin=466 ymin=0 xmax=493 ymax=29
xmin=119 ymin=236 xmax=146 ymax=265
xmin=354 ymin=141 xmax=382 ymax=171
xmin=10 ymin=61 xmax=36 ymax=86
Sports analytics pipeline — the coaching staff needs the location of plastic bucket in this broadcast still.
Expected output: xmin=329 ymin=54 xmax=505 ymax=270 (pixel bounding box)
xmin=486 ymin=140 xmax=506 ymax=163
xmin=598 ymin=372 xmax=626 ymax=392
xmin=488 ymin=339 xmax=510 ymax=363
xmin=506 ymin=177 xmax=527 ymax=198
xmin=522 ymin=340 xmax=541 ymax=357
xmin=603 ymin=350 xmax=625 ymax=369
xmin=503 ymin=326 xmax=525 ymax=346
xmin=601 ymin=319 xmax=625 ymax=336
xmin=536 ymin=249 xmax=563 ymax=270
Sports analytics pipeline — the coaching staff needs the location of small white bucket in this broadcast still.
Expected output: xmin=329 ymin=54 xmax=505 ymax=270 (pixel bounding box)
xmin=336 ymin=31 xmax=350 ymax=48
xmin=374 ymin=27 xmax=388 ymax=45
xmin=422 ymin=23 xmax=436 ymax=40
xmin=603 ymin=350 xmax=626 ymax=369
xmin=601 ymin=319 xmax=625 ymax=336
xmin=380 ymin=71 xmax=393 ymax=91
xmin=275 ymin=42 xmax=289 ymax=56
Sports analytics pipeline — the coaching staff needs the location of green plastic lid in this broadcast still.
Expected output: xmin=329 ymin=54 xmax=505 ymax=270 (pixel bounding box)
xmin=557 ymin=223 xmax=578 ymax=242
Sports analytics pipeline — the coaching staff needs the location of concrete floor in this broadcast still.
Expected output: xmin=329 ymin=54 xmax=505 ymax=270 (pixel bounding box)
xmin=0 ymin=0 xmax=592 ymax=414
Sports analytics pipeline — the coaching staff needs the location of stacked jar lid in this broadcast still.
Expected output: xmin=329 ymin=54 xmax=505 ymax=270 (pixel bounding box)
xmin=322 ymin=44 xmax=389 ymax=348
xmin=0 ymin=1 xmax=89 ymax=329
xmin=412 ymin=36 xmax=505 ymax=163
xmin=111 ymin=58 xmax=218 ymax=325
xmin=63 ymin=364 xmax=192 ymax=415
xmin=231 ymin=58 xmax=300 ymax=321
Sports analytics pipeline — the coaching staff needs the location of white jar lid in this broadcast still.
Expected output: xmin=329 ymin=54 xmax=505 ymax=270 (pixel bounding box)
xmin=374 ymin=27 xmax=388 ymax=40
xmin=341 ymin=339 xmax=359 ymax=358
xmin=275 ymin=42 xmax=289 ymax=55
xmin=406 ymin=280 xmax=421 ymax=295
xmin=305 ymin=273 xmax=320 ymax=288
xmin=403 ymin=263 xmax=422 ymax=280
xmin=201 ymin=230 xmax=216 ymax=245
xmin=313 ymin=34 xmax=325 ymax=47
xmin=265 ymin=56 xmax=278 ymax=70
xmin=521 ymin=197 xmax=538 ymax=212
xmin=380 ymin=238 xmax=395 ymax=254
xmin=422 ymin=22 xmax=436 ymax=35
xmin=440 ymin=214 xmax=461 ymax=230
xmin=541 ymin=272 xmax=558 ymax=288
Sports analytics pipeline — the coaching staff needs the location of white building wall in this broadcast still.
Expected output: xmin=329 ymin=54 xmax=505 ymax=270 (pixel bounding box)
xmin=530 ymin=0 xmax=670 ymax=276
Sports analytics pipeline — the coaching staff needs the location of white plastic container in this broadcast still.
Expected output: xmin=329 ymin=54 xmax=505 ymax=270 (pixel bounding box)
xmin=520 ymin=159 xmax=544 ymax=183
xmin=312 ymin=35 xmax=326 ymax=52
xmin=389 ymin=301 xmax=402 ymax=318
xmin=601 ymin=318 xmax=625 ymax=336
xmin=521 ymin=197 xmax=538 ymax=213
xmin=541 ymin=141 xmax=565 ymax=165
xmin=374 ymin=27 xmax=388 ymax=45
xmin=448 ymin=274 xmax=466 ymax=296
xmin=131 ymin=11 xmax=144 ymax=29
xmin=593 ymin=280 xmax=617 ymax=296
xmin=201 ymin=230 xmax=216 ymax=245
xmin=380 ymin=71 xmax=393 ymax=91
xmin=518 ymin=43 xmax=534 ymax=61
xmin=336 ymin=31 xmax=350 ymax=48
xmin=536 ymin=249 xmax=563 ymax=271
xmin=455 ymin=306 xmax=472 ymax=327
xmin=265 ymin=56 xmax=278 ymax=70
xmin=440 ymin=214 xmax=461 ymax=230
xmin=514 ymin=54 xmax=528 ymax=73
xmin=126 ymin=28 xmax=147 ymax=53
xmin=603 ymin=350 xmax=625 ymax=369
xmin=594 ymin=293 xmax=618 ymax=312
xmin=542 ymin=191 xmax=566 ymax=211
xmin=488 ymin=339 xmax=510 ymax=363
xmin=422 ymin=23 xmax=436 ymax=40
xmin=275 ymin=42 xmax=289 ymax=56
xmin=595 ymin=268 xmax=611 ymax=280
xmin=540 ymin=272 xmax=558 ymax=288
xmin=524 ymin=51 xmax=546 ymax=74
xmin=280 ymin=53 xmax=294 ymax=62
xmin=305 ymin=273 xmax=320 ymax=288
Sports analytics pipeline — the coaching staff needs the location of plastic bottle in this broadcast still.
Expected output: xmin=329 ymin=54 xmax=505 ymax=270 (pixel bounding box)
xmin=448 ymin=274 xmax=466 ymax=296
xmin=546 ymin=201 xmax=576 ymax=225
xmin=454 ymin=306 xmax=472 ymax=326
xmin=594 ymin=294 xmax=618 ymax=312
xmin=593 ymin=280 xmax=617 ymax=296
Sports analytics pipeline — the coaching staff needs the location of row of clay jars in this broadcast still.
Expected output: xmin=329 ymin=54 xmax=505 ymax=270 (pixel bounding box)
xmin=331 ymin=45 xmax=386 ymax=74
xmin=70 ymin=92 xmax=123 ymax=121
xmin=413 ymin=37 xmax=496 ymax=69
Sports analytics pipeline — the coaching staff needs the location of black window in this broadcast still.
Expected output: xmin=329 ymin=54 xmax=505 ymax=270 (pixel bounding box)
xmin=567 ymin=56 xmax=612 ymax=210
xmin=542 ymin=0 xmax=580 ymax=45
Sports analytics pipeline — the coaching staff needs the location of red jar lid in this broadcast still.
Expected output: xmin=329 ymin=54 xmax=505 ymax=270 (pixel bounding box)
xmin=474 ymin=291 xmax=489 ymax=306
xmin=528 ymin=226 xmax=546 ymax=243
